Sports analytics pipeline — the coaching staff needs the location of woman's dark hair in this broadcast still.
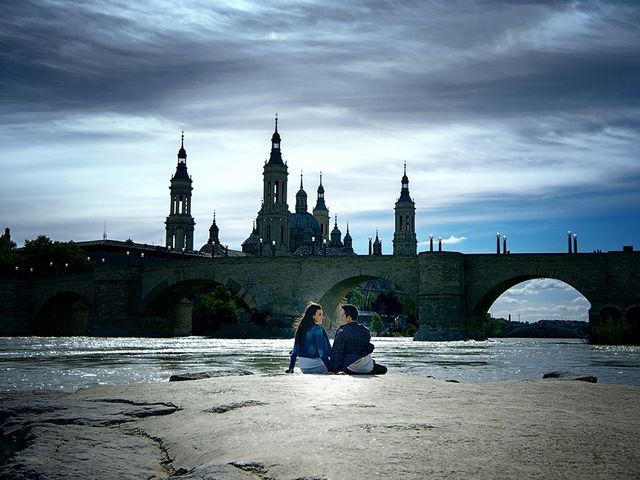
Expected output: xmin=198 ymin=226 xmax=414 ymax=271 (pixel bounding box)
xmin=294 ymin=302 xmax=322 ymax=346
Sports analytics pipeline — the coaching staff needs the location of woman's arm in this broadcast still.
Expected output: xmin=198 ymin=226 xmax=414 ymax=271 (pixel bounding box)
xmin=286 ymin=343 xmax=298 ymax=373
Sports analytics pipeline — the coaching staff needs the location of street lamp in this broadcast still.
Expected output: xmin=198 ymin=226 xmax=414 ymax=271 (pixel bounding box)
xmin=429 ymin=234 xmax=433 ymax=252
xmin=272 ymin=240 xmax=276 ymax=257
xmin=567 ymin=230 xmax=572 ymax=254
xmin=496 ymin=232 xmax=501 ymax=254
xmin=438 ymin=236 xmax=442 ymax=252
xmin=311 ymin=236 xmax=316 ymax=256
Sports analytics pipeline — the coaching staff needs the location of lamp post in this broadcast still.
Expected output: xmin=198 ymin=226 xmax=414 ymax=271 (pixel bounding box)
xmin=368 ymin=236 xmax=372 ymax=256
xmin=323 ymin=238 xmax=327 ymax=255
xmin=311 ymin=236 xmax=315 ymax=256
xmin=259 ymin=238 xmax=263 ymax=257
xmin=568 ymin=230 xmax=572 ymax=254
xmin=429 ymin=234 xmax=433 ymax=252
xmin=272 ymin=240 xmax=276 ymax=257
xmin=438 ymin=236 xmax=442 ymax=252
xmin=573 ymin=233 xmax=578 ymax=254
xmin=503 ymin=235 xmax=507 ymax=255
xmin=496 ymin=232 xmax=501 ymax=254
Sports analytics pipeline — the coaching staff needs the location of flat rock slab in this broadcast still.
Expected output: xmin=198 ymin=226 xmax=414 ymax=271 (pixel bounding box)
xmin=169 ymin=369 xmax=253 ymax=381
xmin=543 ymin=371 xmax=598 ymax=383
xmin=2 ymin=375 xmax=639 ymax=480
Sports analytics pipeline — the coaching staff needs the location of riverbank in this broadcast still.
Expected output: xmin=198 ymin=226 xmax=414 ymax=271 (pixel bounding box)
xmin=2 ymin=373 xmax=639 ymax=479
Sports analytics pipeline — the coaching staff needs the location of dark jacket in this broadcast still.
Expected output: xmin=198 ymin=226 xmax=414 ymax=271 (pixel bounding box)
xmin=329 ymin=322 xmax=375 ymax=373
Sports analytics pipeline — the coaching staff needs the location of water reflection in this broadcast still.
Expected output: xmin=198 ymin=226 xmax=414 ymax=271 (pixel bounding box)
xmin=0 ymin=336 xmax=639 ymax=392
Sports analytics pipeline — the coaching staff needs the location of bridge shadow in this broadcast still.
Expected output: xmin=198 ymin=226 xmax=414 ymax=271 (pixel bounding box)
xmin=142 ymin=279 xmax=263 ymax=337
xmin=33 ymin=292 xmax=91 ymax=336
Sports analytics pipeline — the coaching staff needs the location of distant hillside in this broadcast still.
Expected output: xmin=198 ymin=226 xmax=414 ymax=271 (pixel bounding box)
xmin=486 ymin=318 xmax=588 ymax=339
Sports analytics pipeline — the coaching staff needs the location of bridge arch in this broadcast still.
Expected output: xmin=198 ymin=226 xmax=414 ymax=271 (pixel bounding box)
xmin=33 ymin=291 xmax=92 ymax=336
xmin=599 ymin=306 xmax=622 ymax=322
xmin=470 ymin=274 xmax=592 ymax=320
xmin=316 ymin=274 xmax=418 ymax=331
xmin=141 ymin=276 xmax=258 ymax=336
xmin=142 ymin=275 xmax=258 ymax=314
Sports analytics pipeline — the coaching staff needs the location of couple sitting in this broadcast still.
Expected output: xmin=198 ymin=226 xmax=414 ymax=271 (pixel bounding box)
xmin=286 ymin=302 xmax=387 ymax=375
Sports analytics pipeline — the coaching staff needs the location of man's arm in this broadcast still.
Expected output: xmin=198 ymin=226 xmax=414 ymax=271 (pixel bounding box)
xmin=315 ymin=328 xmax=331 ymax=368
xmin=329 ymin=330 xmax=345 ymax=373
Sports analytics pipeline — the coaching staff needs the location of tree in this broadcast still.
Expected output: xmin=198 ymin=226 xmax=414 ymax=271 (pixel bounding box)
xmin=484 ymin=313 xmax=508 ymax=337
xmin=371 ymin=292 xmax=403 ymax=317
xmin=0 ymin=233 xmax=19 ymax=274
xmin=346 ymin=289 xmax=365 ymax=309
xmin=193 ymin=285 xmax=240 ymax=334
xmin=20 ymin=235 xmax=92 ymax=276
xmin=370 ymin=313 xmax=384 ymax=336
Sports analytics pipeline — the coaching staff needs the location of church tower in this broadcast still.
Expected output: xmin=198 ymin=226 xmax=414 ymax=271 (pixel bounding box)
xmin=343 ymin=223 xmax=354 ymax=253
xmin=312 ymin=173 xmax=330 ymax=242
xmin=257 ymin=116 xmax=290 ymax=255
xmin=373 ymin=230 xmax=382 ymax=256
xmin=393 ymin=163 xmax=417 ymax=256
xmin=330 ymin=215 xmax=343 ymax=248
xmin=165 ymin=132 xmax=195 ymax=251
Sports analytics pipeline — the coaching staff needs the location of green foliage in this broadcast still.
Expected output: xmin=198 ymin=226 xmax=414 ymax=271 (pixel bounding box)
xmin=484 ymin=313 xmax=508 ymax=337
xmin=0 ymin=234 xmax=19 ymax=273
xmin=590 ymin=317 xmax=637 ymax=345
xmin=371 ymin=292 xmax=403 ymax=317
xmin=20 ymin=235 xmax=92 ymax=276
xmin=405 ymin=323 xmax=417 ymax=337
xmin=370 ymin=313 xmax=384 ymax=336
xmin=194 ymin=285 xmax=240 ymax=334
xmin=346 ymin=289 xmax=365 ymax=309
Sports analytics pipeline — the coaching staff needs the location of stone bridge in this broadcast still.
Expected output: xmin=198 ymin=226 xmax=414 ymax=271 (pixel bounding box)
xmin=1 ymin=251 xmax=639 ymax=341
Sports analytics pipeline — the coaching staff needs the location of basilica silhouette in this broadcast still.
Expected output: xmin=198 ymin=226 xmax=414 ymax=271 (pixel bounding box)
xmin=165 ymin=117 xmax=417 ymax=257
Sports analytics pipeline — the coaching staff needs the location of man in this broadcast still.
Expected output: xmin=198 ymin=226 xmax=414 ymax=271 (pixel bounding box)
xmin=329 ymin=304 xmax=387 ymax=375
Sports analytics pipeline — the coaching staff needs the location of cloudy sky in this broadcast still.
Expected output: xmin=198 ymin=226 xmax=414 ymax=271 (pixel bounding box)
xmin=2 ymin=1 xmax=638 ymax=322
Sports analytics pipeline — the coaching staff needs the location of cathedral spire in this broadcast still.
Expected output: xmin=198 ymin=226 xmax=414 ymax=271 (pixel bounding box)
xmin=330 ymin=214 xmax=342 ymax=247
xmin=268 ymin=115 xmax=283 ymax=164
xmin=312 ymin=171 xmax=329 ymax=242
xmin=399 ymin=161 xmax=411 ymax=201
xmin=295 ymin=171 xmax=308 ymax=213
xmin=166 ymin=132 xmax=195 ymax=251
xmin=394 ymin=163 xmax=417 ymax=255
xmin=177 ymin=131 xmax=187 ymax=163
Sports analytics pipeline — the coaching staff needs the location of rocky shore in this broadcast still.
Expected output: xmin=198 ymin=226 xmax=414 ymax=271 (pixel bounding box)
xmin=1 ymin=374 xmax=639 ymax=479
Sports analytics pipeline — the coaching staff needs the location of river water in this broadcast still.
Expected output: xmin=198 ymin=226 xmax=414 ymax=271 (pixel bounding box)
xmin=1 ymin=337 xmax=639 ymax=392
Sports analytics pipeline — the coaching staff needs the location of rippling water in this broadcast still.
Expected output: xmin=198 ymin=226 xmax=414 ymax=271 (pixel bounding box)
xmin=1 ymin=336 xmax=639 ymax=392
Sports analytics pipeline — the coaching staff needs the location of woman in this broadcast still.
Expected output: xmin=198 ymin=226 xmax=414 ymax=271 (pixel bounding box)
xmin=285 ymin=302 xmax=332 ymax=374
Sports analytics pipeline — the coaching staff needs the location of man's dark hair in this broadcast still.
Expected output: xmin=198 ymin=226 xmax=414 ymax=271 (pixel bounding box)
xmin=341 ymin=304 xmax=359 ymax=322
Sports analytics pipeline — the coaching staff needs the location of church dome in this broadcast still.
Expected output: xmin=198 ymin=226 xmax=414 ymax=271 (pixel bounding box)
xmin=290 ymin=211 xmax=321 ymax=235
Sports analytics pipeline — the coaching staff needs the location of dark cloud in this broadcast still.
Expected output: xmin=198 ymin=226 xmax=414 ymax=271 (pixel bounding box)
xmin=1 ymin=0 xmax=639 ymax=254
xmin=3 ymin=0 xmax=638 ymax=126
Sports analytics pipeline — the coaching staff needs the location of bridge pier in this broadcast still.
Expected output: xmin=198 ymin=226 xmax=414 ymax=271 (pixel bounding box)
xmin=414 ymin=252 xmax=486 ymax=341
